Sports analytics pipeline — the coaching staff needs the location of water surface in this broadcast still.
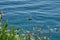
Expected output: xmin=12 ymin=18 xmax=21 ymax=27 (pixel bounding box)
xmin=0 ymin=0 xmax=60 ymax=40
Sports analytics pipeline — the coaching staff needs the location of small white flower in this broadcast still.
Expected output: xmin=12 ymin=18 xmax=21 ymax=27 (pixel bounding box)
xmin=7 ymin=33 xmax=10 ymax=36
xmin=50 ymin=28 xmax=53 ymax=32
xmin=31 ymin=38 xmax=34 ymax=40
xmin=21 ymin=34 xmax=25 ymax=36
xmin=24 ymin=37 xmax=26 ymax=40
xmin=15 ymin=35 xmax=19 ymax=38
xmin=44 ymin=36 xmax=47 ymax=39
xmin=30 ymin=36 xmax=35 ymax=40
xmin=15 ymin=30 xmax=17 ymax=32
xmin=11 ymin=34 xmax=13 ymax=36
xmin=38 ymin=37 xmax=41 ymax=40
xmin=15 ymin=35 xmax=20 ymax=40
xmin=26 ymin=31 xmax=30 ymax=33
xmin=0 ymin=27 xmax=1 ymax=29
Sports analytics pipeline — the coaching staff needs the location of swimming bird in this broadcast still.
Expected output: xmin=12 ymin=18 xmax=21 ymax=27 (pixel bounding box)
xmin=28 ymin=16 xmax=32 ymax=20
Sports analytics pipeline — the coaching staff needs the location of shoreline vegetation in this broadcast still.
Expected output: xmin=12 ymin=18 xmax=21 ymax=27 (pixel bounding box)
xmin=0 ymin=11 xmax=50 ymax=40
xmin=0 ymin=21 xmax=49 ymax=40
xmin=0 ymin=11 xmax=59 ymax=40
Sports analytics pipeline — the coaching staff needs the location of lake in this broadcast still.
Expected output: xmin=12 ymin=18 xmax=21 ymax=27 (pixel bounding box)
xmin=0 ymin=0 xmax=60 ymax=40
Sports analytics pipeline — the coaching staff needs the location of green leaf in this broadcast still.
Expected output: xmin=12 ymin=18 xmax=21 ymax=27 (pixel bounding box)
xmin=4 ymin=20 xmax=8 ymax=29
xmin=19 ymin=34 xmax=25 ymax=40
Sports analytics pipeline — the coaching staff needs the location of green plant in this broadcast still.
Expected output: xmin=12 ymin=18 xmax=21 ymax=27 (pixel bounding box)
xmin=0 ymin=21 xmax=49 ymax=40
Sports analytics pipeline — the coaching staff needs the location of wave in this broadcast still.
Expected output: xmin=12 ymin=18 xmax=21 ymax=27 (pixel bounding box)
xmin=0 ymin=0 xmax=60 ymax=28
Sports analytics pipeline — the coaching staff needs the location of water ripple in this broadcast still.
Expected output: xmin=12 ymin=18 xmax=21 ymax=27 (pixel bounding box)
xmin=0 ymin=0 xmax=60 ymax=37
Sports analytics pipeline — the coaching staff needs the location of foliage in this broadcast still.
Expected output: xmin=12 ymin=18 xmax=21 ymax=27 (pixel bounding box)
xmin=0 ymin=21 xmax=49 ymax=40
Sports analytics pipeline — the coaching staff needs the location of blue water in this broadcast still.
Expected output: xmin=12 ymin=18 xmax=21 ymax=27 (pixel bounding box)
xmin=0 ymin=0 xmax=60 ymax=40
